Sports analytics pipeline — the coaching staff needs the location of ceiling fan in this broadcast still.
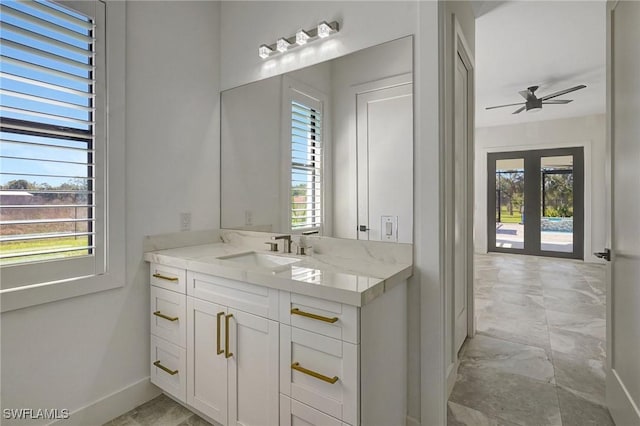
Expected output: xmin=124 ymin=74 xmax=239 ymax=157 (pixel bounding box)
xmin=486 ymin=84 xmax=587 ymax=114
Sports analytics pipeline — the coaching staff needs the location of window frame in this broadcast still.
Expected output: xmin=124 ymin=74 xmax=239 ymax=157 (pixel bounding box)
xmin=281 ymin=76 xmax=329 ymax=235
xmin=0 ymin=0 xmax=125 ymax=312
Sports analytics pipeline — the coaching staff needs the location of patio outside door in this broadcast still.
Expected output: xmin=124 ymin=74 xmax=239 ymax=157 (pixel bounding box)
xmin=487 ymin=147 xmax=584 ymax=259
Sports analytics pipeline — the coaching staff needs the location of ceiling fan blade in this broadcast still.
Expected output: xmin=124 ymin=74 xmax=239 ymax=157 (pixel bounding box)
xmin=486 ymin=102 xmax=526 ymax=110
xmin=540 ymin=85 xmax=586 ymax=101
xmin=518 ymin=90 xmax=531 ymax=100
xmin=542 ymin=99 xmax=573 ymax=104
xmin=512 ymin=106 xmax=526 ymax=114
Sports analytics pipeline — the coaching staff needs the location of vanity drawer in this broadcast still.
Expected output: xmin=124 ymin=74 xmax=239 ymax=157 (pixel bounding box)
xmin=150 ymin=335 xmax=187 ymax=403
xmin=280 ymin=292 xmax=359 ymax=344
xmin=150 ymin=263 xmax=186 ymax=294
xmin=188 ymin=271 xmax=279 ymax=320
xmin=280 ymin=325 xmax=359 ymax=425
xmin=150 ymin=286 xmax=186 ymax=347
xmin=280 ymin=395 xmax=350 ymax=426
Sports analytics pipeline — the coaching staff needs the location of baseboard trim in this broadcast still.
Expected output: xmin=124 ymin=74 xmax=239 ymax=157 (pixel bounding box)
xmin=406 ymin=415 xmax=421 ymax=426
xmin=607 ymin=368 xmax=640 ymax=426
xmin=48 ymin=377 xmax=161 ymax=426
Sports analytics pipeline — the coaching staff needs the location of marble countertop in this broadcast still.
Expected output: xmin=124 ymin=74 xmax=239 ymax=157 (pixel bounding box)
xmin=144 ymin=230 xmax=413 ymax=306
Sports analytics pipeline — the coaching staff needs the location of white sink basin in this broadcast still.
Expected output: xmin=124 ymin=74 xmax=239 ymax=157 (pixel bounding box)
xmin=218 ymin=251 xmax=301 ymax=271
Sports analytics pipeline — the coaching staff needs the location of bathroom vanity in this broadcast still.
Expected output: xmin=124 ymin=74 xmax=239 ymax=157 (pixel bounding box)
xmin=145 ymin=230 xmax=411 ymax=426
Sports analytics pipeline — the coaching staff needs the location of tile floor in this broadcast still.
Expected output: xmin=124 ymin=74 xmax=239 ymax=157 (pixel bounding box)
xmin=103 ymin=394 xmax=216 ymax=426
xmin=448 ymin=253 xmax=614 ymax=426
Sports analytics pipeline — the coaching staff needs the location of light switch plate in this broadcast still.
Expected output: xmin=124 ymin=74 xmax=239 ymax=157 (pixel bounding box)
xmin=381 ymin=216 xmax=398 ymax=242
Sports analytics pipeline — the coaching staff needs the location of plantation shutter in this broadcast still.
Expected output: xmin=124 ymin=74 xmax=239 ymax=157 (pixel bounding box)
xmin=290 ymin=91 xmax=323 ymax=231
xmin=0 ymin=0 xmax=98 ymax=266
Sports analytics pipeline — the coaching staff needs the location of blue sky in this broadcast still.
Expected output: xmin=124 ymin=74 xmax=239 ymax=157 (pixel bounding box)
xmin=1 ymin=0 xmax=92 ymax=187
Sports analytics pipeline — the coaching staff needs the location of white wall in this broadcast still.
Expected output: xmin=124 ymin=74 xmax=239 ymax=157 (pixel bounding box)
xmin=0 ymin=2 xmax=221 ymax=424
xmin=474 ymin=114 xmax=607 ymax=263
xmin=220 ymin=1 xmax=417 ymax=90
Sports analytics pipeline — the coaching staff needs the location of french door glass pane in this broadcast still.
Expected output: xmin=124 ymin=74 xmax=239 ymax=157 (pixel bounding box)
xmin=540 ymin=155 xmax=574 ymax=252
xmin=495 ymin=158 xmax=524 ymax=249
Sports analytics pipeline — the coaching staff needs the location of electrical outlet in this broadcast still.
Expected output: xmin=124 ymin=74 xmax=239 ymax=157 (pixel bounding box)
xmin=180 ymin=212 xmax=191 ymax=232
xmin=245 ymin=210 xmax=253 ymax=226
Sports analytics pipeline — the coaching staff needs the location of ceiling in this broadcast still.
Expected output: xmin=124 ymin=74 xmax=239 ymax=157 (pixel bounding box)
xmin=475 ymin=1 xmax=606 ymax=128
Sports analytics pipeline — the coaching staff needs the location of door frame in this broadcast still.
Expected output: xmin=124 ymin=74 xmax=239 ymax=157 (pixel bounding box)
xmin=605 ymin=1 xmax=640 ymax=423
xmin=445 ymin=14 xmax=475 ymax=396
xmin=487 ymin=147 xmax=585 ymax=260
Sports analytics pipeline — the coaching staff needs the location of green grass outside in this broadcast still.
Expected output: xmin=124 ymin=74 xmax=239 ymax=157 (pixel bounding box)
xmin=0 ymin=236 xmax=90 ymax=265
xmin=497 ymin=207 xmax=523 ymax=224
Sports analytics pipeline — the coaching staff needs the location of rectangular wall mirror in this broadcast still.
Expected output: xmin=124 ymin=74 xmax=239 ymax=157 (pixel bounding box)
xmin=221 ymin=36 xmax=414 ymax=243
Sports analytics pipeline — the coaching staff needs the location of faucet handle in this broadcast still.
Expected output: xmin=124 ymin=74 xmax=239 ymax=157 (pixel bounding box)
xmin=265 ymin=242 xmax=279 ymax=252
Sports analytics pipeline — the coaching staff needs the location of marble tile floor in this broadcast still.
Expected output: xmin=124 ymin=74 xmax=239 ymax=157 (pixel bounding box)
xmin=103 ymin=394 xmax=217 ymax=426
xmin=449 ymin=253 xmax=615 ymax=426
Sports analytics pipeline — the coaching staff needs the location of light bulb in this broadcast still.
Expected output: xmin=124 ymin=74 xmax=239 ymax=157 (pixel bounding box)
xmin=296 ymin=29 xmax=310 ymax=45
xmin=277 ymin=38 xmax=291 ymax=52
xmin=317 ymin=21 xmax=333 ymax=38
xmin=258 ymin=44 xmax=273 ymax=59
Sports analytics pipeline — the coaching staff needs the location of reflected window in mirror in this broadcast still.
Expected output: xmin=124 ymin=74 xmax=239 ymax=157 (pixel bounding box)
xmin=287 ymin=82 xmax=325 ymax=233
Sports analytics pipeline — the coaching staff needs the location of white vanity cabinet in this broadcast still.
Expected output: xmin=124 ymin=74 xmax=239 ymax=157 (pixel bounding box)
xmin=149 ymin=264 xmax=188 ymax=402
xmin=186 ymin=293 xmax=279 ymax=425
xmin=148 ymin=260 xmax=407 ymax=426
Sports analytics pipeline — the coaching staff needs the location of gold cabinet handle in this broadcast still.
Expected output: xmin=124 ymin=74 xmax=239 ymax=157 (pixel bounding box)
xmin=291 ymin=308 xmax=338 ymax=323
xmin=153 ymin=360 xmax=178 ymax=376
xmin=153 ymin=311 xmax=178 ymax=322
xmin=216 ymin=312 xmax=225 ymax=355
xmin=153 ymin=273 xmax=178 ymax=282
xmin=291 ymin=362 xmax=339 ymax=384
xmin=225 ymin=314 xmax=234 ymax=358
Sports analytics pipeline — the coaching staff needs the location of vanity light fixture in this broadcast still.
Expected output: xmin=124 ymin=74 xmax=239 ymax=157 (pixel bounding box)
xmin=296 ymin=29 xmax=310 ymax=45
xmin=277 ymin=37 xmax=291 ymax=52
xmin=317 ymin=21 xmax=335 ymax=38
xmin=259 ymin=20 xmax=340 ymax=59
xmin=258 ymin=44 xmax=274 ymax=59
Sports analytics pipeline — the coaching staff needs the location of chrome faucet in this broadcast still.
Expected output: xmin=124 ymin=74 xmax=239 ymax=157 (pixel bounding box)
xmin=272 ymin=235 xmax=292 ymax=253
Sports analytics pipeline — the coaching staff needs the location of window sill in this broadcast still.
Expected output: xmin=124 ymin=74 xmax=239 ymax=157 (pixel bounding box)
xmin=0 ymin=272 xmax=124 ymax=313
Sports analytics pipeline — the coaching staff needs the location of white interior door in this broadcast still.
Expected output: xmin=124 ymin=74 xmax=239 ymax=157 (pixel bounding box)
xmin=606 ymin=2 xmax=640 ymax=424
xmin=357 ymin=82 xmax=413 ymax=243
xmin=454 ymin=52 xmax=470 ymax=353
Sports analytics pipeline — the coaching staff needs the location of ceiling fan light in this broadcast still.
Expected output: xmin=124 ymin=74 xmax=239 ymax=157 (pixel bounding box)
xmin=527 ymin=105 xmax=542 ymax=113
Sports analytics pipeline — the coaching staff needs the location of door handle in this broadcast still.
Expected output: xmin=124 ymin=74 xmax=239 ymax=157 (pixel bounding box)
xmin=594 ymin=248 xmax=611 ymax=261
xmin=224 ymin=314 xmax=234 ymax=358
xmin=359 ymin=225 xmax=370 ymax=232
xmin=216 ymin=312 xmax=225 ymax=355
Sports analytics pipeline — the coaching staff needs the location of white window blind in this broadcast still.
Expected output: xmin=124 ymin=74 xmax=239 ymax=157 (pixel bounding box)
xmin=290 ymin=93 xmax=323 ymax=231
xmin=0 ymin=0 xmax=97 ymax=266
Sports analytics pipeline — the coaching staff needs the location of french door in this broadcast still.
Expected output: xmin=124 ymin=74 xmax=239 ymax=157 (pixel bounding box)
xmin=488 ymin=147 xmax=584 ymax=259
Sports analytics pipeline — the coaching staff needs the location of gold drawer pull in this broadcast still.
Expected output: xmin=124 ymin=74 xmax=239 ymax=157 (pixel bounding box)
xmin=153 ymin=360 xmax=178 ymax=376
xmin=153 ymin=311 xmax=178 ymax=322
xmin=216 ymin=312 xmax=225 ymax=355
xmin=291 ymin=362 xmax=339 ymax=384
xmin=291 ymin=308 xmax=338 ymax=323
xmin=153 ymin=273 xmax=179 ymax=282
xmin=225 ymin=314 xmax=234 ymax=358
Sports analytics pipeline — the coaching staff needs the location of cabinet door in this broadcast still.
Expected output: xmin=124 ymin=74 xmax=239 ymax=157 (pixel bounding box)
xmin=227 ymin=308 xmax=279 ymax=426
xmin=187 ymin=297 xmax=228 ymax=425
